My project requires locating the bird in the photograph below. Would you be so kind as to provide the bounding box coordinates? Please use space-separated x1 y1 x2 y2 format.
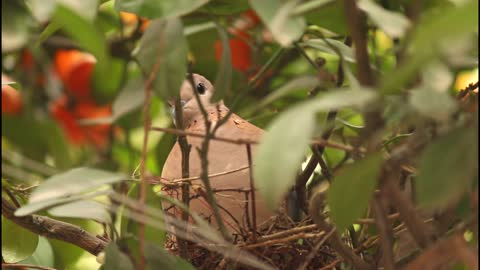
161 74 273 236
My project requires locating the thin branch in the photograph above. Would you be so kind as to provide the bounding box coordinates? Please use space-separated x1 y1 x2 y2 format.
137 22 165 269
296 228 336 270
186 71 230 240
150 126 363 152
246 144 257 242
372 193 395 270
1 197 107 256
309 191 374 270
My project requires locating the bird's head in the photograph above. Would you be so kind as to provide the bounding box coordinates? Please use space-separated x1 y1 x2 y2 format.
168 73 223 126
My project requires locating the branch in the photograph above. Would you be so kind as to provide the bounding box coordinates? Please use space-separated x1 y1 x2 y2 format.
309 191 374 270
1 197 107 256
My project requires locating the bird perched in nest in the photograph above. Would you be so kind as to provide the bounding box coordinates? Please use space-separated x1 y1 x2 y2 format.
161 74 273 236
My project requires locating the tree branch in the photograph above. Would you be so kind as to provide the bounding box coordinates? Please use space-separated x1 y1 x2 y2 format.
1 197 107 256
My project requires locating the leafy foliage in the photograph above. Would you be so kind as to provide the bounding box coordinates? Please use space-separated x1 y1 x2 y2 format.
1 0 478 269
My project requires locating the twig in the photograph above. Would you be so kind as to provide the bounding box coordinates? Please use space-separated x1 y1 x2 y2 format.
186 71 230 240
246 144 257 242
242 232 326 249
2 263 57 270
150 126 363 152
1 197 107 256
174 89 192 258
383 171 435 249
457 81 478 99
137 22 165 269
257 224 318 242
309 191 374 270
371 193 395 270
296 228 336 270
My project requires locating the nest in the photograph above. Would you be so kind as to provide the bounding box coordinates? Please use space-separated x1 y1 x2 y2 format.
164 211 339 270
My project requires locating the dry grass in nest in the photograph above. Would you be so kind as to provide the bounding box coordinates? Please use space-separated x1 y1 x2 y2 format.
165 212 339 269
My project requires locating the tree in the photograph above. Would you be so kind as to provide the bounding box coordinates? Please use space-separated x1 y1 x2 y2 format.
2 0 478 269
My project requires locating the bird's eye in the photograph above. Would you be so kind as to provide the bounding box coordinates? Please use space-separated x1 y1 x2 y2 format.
196 82 206 94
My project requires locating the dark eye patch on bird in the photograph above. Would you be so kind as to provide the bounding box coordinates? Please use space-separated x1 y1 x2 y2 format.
196 82 206 94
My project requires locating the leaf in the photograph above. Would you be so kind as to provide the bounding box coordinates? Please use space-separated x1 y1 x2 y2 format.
2 1 32 52
115 0 209 19
211 23 232 102
257 75 320 109
200 0 249 15
409 88 457 122
301 39 355 63
303 1 348 35
357 0 411 38
416 128 478 210
20 167 127 206
145 243 195 270
254 88 377 209
135 18 188 100
15 190 111 217
293 0 335 15
249 0 306 47
52 5 108 64
19 237 55 268
380 0 478 94
254 106 315 209
48 200 112 223
103 243 135 270
2 217 39 263
327 153 383 231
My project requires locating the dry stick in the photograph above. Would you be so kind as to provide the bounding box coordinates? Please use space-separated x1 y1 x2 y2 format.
296 228 336 270
137 29 164 270
1 198 107 256
246 144 257 242
371 193 395 270
174 97 192 258
150 126 363 153
309 191 374 270
257 224 318 242
383 175 434 248
186 72 230 241
242 232 326 249
2 263 57 270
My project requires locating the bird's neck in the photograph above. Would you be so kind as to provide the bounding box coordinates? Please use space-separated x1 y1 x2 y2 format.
183 104 230 129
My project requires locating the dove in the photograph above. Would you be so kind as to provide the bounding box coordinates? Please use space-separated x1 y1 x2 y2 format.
161 74 273 235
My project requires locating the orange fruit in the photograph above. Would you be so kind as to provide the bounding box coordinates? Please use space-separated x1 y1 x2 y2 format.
1 74 22 115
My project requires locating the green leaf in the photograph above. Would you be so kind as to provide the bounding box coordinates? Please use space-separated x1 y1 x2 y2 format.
301 38 356 62
357 0 410 38
145 243 195 270
48 200 112 223
211 23 232 102
14 189 111 217
1 1 32 52
115 0 209 19
249 0 306 47
416 128 478 210
19 237 55 268
103 243 135 270
303 1 348 35
200 0 249 15
257 75 320 109
52 4 108 64
327 153 383 231
93 57 126 104
254 88 377 209
409 88 457 122
254 106 315 209
2 217 39 263
135 18 188 100
380 0 478 94
28 167 127 203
